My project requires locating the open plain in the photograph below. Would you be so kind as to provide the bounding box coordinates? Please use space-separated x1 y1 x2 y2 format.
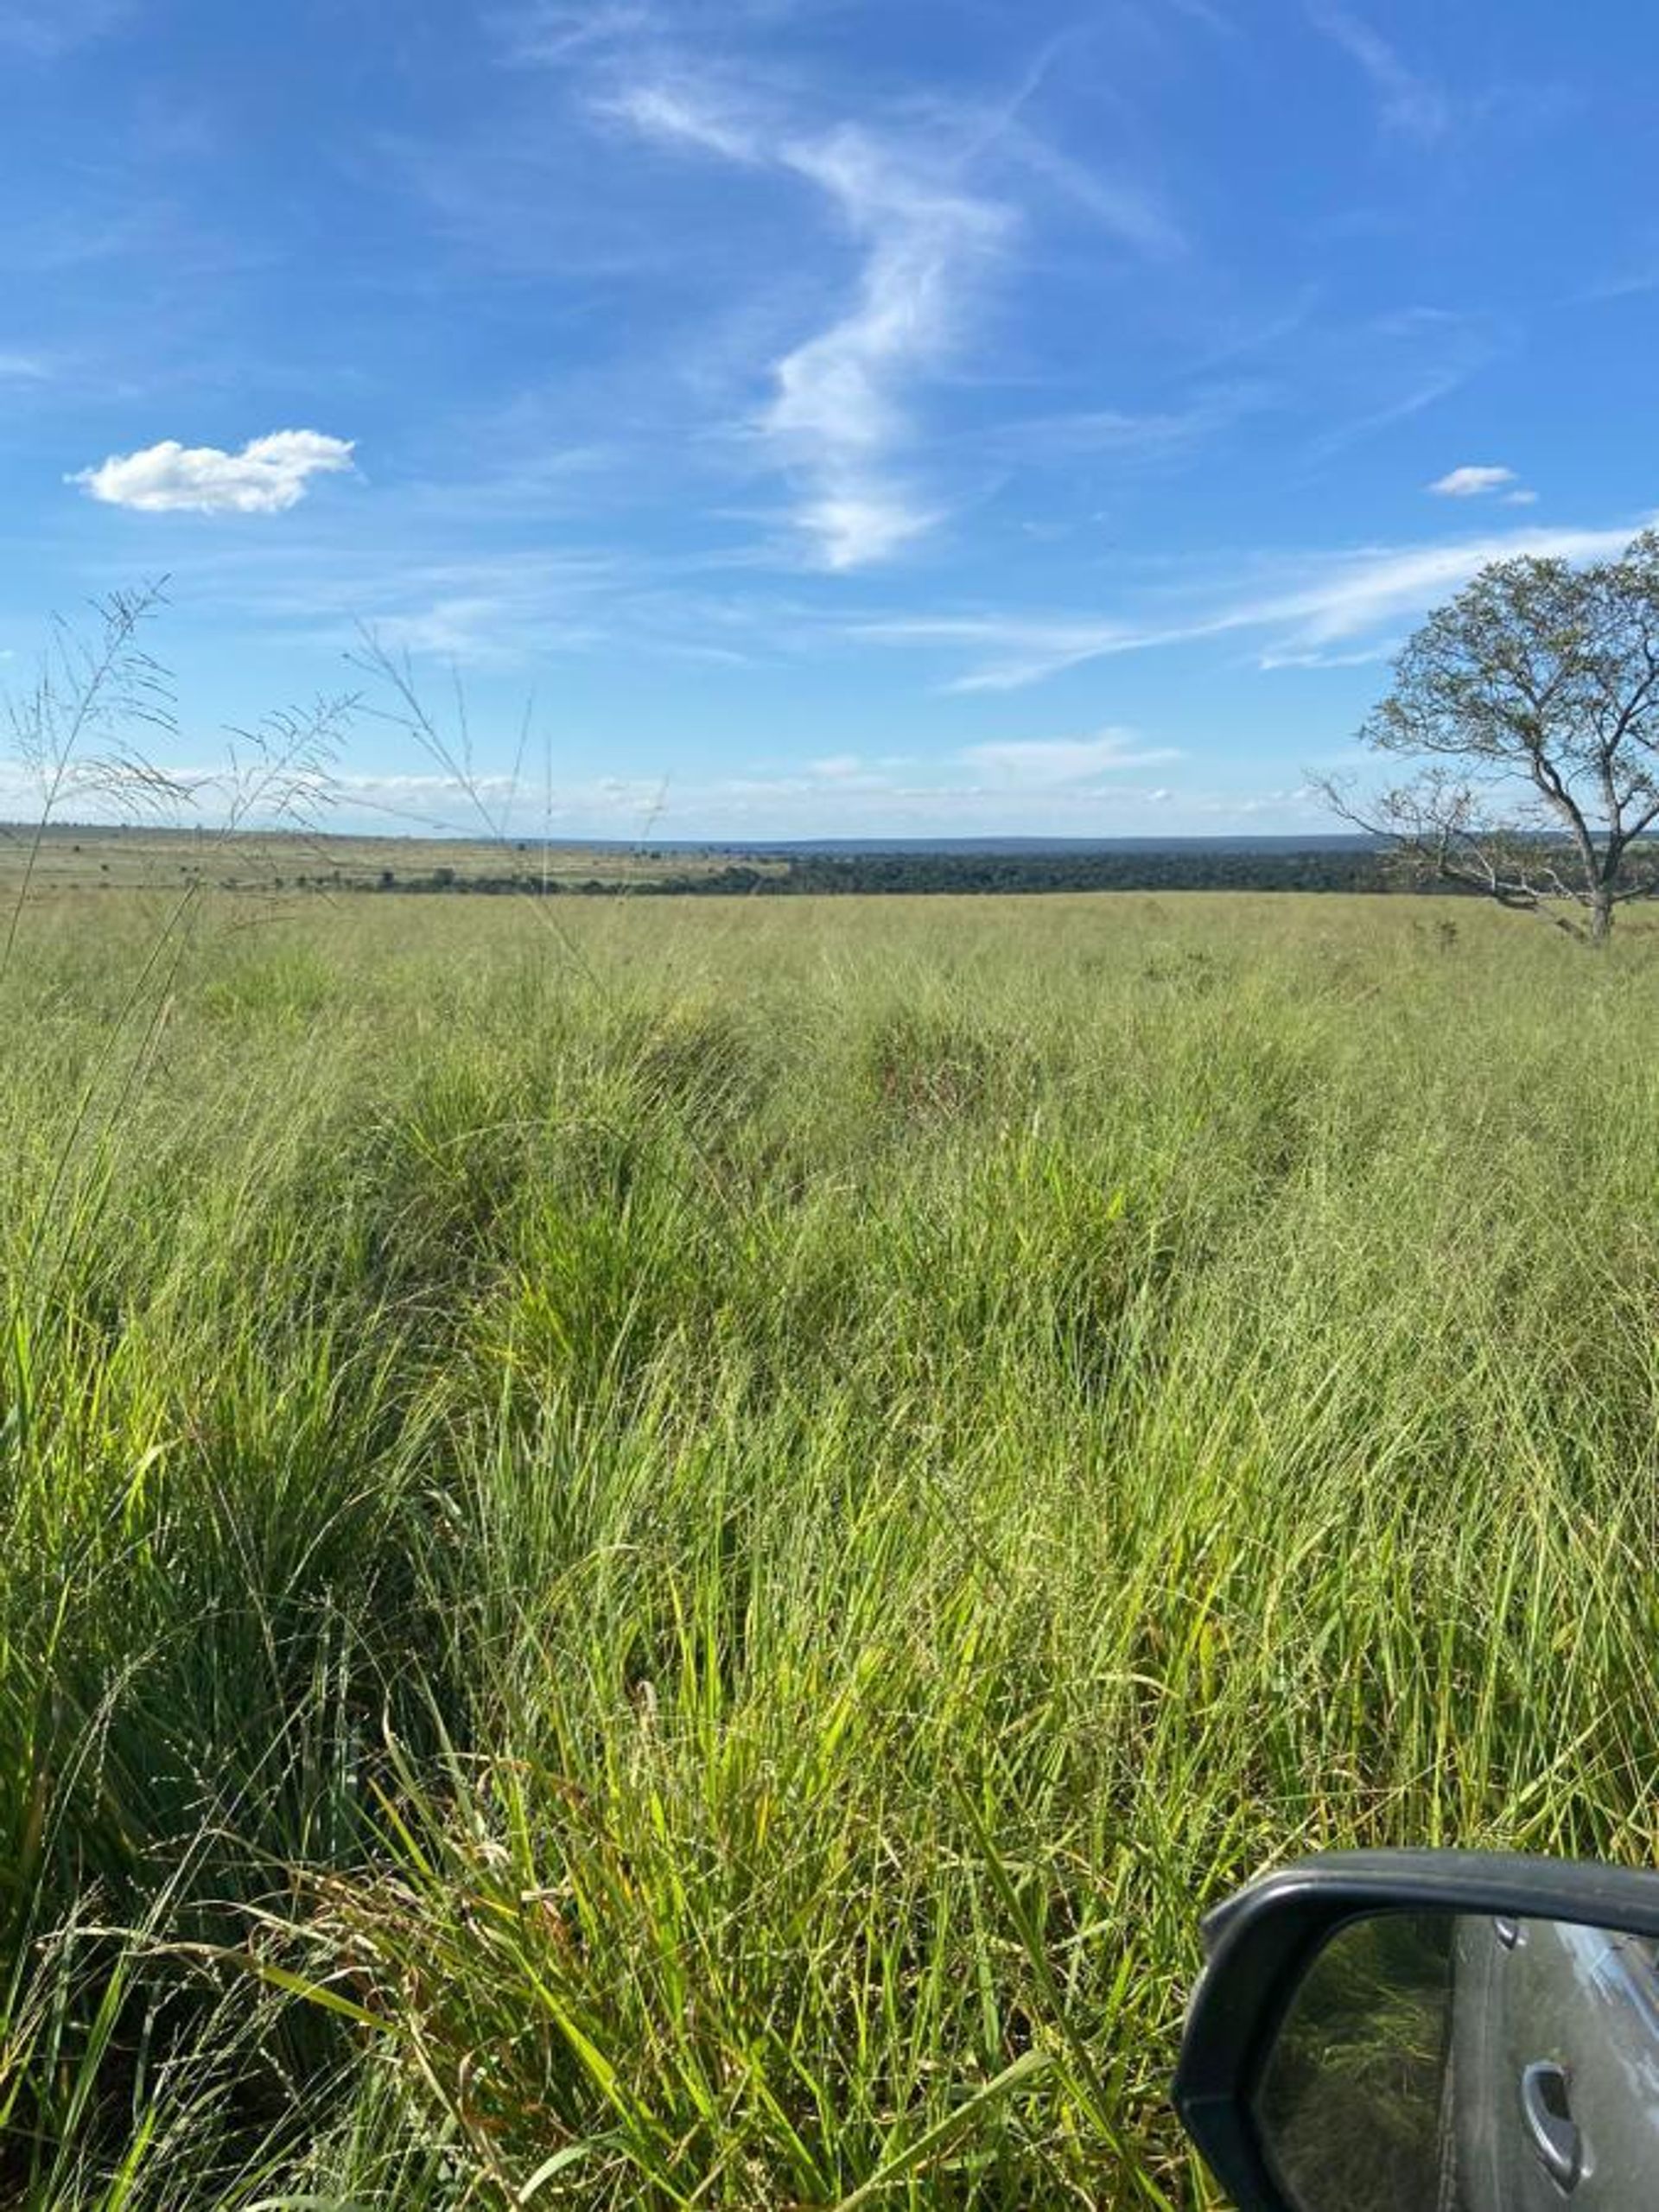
4 886 1659 2205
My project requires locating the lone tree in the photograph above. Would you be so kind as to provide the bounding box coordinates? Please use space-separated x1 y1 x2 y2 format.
1321 529 1659 943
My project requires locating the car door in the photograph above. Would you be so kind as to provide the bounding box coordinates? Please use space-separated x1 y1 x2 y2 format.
1453 1914 1659 2207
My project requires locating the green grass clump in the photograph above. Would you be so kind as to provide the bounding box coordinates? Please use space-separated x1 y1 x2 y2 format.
3 888 1659 2205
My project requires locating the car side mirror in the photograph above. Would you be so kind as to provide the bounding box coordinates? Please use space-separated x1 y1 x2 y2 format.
1173 1850 1659 2210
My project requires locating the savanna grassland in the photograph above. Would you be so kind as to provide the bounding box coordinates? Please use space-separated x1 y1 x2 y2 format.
5 884 1659 2209
0 823 781 896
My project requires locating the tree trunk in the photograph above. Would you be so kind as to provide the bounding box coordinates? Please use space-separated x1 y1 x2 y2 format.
1589 886 1613 944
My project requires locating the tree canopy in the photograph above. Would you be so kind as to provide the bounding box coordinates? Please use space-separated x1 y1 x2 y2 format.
1325 530 1659 940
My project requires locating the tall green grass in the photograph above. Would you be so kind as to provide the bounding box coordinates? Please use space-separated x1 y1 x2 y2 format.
4 888 1659 2205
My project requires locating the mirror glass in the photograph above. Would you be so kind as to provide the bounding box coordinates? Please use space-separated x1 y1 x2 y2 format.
1251 1909 1659 2211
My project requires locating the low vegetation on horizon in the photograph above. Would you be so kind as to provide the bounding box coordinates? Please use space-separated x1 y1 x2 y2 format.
4 885 1659 2205
0 822 1411 901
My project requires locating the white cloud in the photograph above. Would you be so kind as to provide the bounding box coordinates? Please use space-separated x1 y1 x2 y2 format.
767 125 1007 569
612 86 1008 569
797 487 938 570
641 757 1211 835
1299 308 1500 462
1583 265 1659 305
1272 524 1633 645
0 352 49 381
517 19 1187 574
1306 2 1449 140
860 519 1647 690
70 430 356 515
1428 463 1518 498
603 81 760 162
497 3 657 65
1312 369 1477 458
362 594 606 662
998 132 1186 259
0 746 1313 843
963 729 1181 785
985 388 1262 465
499 2 806 68
861 613 1151 691
1256 640 1399 671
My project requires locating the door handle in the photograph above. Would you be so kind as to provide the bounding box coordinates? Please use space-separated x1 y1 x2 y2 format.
1520 2061 1582 2191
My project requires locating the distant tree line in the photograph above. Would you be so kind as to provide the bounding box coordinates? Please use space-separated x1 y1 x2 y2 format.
341 847 1481 898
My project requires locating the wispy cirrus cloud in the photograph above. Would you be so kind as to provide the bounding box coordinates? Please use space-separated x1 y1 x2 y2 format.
1305 308 1499 461
604 79 763 164
860 518 1646 690
154 524 799 673
859 610 1193 692
0 0 131 60
556 3 1189 575
1255 640 1399 671
982 383 1268 467
492 3 657 66
1305 1 1449 140
994 130 1186 260
1263 524 1635 645
609 79 1009 569
71 430 357 515
495 2 824 67
456 6 1199 575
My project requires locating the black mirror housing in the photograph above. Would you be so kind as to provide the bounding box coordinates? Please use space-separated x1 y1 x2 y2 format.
1173 1850 1659 2211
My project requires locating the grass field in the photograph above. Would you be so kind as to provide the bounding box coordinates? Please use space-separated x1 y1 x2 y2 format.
0 822 778 897
4 882 1659 2207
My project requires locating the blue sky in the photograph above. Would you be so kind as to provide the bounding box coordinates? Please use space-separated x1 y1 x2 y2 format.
3 0 1655 838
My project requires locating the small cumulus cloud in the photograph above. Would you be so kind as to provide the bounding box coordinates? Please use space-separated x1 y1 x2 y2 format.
1427 463 1519 499
70 429 356 514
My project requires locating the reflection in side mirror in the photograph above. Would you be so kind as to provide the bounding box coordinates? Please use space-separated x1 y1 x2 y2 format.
1253 1911 1452 2209
1254 1909 1659 2211
1173 1857 1659 2212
